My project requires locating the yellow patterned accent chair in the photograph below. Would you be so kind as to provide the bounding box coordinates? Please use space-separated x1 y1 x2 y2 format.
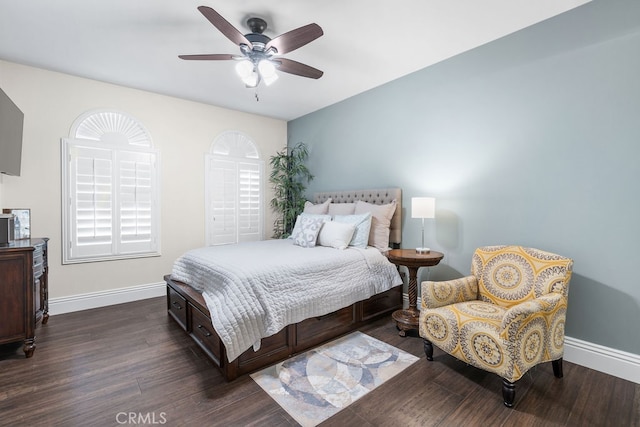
419 245 573 407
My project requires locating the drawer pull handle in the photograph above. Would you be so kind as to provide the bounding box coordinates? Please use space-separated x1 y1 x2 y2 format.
197 324 212 337
171 301 182 310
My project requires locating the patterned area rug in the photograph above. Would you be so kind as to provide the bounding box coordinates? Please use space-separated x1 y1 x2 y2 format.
251 331 419 427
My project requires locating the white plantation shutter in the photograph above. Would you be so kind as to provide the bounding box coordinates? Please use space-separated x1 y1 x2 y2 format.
118 151 156 253
72 145 113 257
207 157 238 245
237 161 261 242
62 110 160 263
205 131 264 246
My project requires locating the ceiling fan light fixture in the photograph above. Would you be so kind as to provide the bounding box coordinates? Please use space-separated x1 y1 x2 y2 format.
180 6 324 89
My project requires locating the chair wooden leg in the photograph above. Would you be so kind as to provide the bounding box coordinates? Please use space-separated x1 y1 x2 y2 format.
552 358 563 378
423 339 434 361
502 378 515 408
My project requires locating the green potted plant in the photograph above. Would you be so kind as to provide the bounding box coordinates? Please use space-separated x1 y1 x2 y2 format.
269 142 314 238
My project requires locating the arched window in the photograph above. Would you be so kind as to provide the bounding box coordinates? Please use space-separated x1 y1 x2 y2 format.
205 131 264 245
61 110 160 263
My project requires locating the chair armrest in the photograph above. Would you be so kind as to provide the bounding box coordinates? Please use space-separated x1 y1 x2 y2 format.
421 276 478 309
500 293 567 340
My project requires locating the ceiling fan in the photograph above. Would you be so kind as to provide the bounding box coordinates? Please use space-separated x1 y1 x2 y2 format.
179 6 324 88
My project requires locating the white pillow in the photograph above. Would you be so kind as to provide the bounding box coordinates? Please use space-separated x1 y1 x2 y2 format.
333 212 372 248
291 216 326 248
317 221 356 250
303 198 332 214
328 202 356 216
290 213 331 239
354 200 397 251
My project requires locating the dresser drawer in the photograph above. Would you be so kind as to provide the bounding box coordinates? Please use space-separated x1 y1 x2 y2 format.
33 244 44 278
167 286 187 330
190 306 221 361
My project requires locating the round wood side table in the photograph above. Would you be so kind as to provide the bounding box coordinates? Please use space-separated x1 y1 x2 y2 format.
387 249 444 337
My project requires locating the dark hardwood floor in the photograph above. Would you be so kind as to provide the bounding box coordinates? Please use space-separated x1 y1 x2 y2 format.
0 297 637 426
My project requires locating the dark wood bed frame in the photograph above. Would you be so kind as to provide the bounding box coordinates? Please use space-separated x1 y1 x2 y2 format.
165 188 403 381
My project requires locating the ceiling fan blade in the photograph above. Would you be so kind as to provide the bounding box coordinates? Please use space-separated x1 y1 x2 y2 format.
197 6 252 48
265 23 323 54
276 58 324 79
179 54 236 61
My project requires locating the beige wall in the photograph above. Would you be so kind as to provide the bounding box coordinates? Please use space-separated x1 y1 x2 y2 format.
0 60 287 299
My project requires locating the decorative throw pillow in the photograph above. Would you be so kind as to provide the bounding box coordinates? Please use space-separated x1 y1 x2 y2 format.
333 212 372 248
303 198 332 214
290 213 331 239
354 200 397 250
328 202 356 216
291 216 326 247
317 221 356 250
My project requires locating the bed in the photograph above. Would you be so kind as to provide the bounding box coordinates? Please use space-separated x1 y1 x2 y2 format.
165 188 403 380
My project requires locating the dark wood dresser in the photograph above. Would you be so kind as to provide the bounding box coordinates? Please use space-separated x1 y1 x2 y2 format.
0 238 49 357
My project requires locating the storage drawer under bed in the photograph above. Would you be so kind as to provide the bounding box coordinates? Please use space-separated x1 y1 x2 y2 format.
295 305 355 350
167 286 188 330
190 305 221 362
361 285 403 321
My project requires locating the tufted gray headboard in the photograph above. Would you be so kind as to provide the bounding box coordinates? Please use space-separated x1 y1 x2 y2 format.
313 187 402 246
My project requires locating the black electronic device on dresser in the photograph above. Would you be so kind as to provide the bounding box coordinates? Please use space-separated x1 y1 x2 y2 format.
0 238 49 357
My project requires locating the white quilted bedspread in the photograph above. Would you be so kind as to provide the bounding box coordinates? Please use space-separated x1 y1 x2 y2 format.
171 239 403 362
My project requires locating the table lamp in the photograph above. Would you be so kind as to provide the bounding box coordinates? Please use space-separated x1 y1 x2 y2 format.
411 197 435 253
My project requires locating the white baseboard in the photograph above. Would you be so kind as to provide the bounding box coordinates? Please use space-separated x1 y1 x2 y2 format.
564 336 640 384
411 294 640 384
48 282 166 315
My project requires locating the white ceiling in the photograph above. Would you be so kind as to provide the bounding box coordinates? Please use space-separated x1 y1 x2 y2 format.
0 0 590 121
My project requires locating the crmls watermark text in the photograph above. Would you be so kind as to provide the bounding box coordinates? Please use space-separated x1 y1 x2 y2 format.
116 412 167 425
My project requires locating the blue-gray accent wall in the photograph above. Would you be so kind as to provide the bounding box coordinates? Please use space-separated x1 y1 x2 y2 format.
288 0 640 355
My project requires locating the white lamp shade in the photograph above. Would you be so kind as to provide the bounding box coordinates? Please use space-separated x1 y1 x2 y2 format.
262 71 278 86
258 60 276 77
241 72 259 88
258 60 278 86
235 60 253 78
411 197 435 219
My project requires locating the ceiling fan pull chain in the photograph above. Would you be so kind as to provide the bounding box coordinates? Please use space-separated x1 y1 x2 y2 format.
255 90 259 102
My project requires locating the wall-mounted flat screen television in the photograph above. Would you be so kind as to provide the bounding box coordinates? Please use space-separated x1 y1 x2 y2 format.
0 87 24 176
